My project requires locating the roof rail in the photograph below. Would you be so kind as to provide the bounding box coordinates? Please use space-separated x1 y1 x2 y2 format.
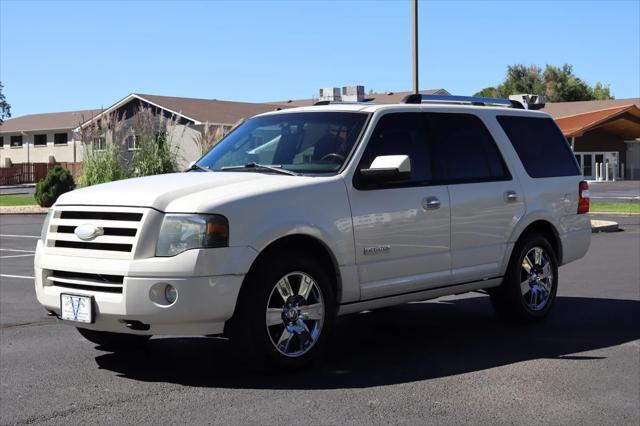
313 100 373 106
401 94 525 109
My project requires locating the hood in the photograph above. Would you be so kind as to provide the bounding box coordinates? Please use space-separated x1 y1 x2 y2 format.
56 171 308 212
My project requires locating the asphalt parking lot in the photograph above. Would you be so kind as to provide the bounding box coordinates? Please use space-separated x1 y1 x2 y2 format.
589 181 640 202
1 214 639 425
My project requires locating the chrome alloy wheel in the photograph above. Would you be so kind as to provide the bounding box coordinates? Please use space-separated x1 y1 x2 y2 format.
520 246 554 311
265 272 325 357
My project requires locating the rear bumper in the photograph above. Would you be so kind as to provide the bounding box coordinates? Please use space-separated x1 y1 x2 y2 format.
34 242 254 335
560 227 591 265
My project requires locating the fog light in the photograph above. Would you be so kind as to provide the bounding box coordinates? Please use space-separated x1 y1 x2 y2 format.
165 284 178 304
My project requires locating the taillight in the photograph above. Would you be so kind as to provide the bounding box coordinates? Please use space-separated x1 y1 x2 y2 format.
578 180 589 214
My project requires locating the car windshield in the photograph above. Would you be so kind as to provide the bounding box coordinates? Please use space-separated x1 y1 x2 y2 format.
196 112 369 174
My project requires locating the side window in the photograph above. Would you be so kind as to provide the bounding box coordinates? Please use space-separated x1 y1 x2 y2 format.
497 115 580 178
427 113 510 183
355 113 432 189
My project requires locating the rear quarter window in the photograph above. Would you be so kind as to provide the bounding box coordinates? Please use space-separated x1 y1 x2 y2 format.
497 115 580 178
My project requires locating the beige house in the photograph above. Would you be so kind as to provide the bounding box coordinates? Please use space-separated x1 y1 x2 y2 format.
0 109 101 167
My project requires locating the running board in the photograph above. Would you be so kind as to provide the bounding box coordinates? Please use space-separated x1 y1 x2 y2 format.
337 277 502 316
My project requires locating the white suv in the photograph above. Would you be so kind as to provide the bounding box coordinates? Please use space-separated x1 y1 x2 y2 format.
35 94 591 369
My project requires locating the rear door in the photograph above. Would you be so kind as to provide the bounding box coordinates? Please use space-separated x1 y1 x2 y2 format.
427 112 525 283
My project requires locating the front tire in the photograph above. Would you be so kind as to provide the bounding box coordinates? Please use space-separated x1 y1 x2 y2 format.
231 250 336 370
76 328 151 351
490 233 558 322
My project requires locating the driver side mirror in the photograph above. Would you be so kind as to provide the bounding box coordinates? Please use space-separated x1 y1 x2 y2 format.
359 155 411 182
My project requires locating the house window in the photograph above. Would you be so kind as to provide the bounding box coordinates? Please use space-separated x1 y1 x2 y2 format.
93 137 106 151
54 133 68 145
34 134 47 146
127 135 139 151
10 135 23 147
0 136 3 148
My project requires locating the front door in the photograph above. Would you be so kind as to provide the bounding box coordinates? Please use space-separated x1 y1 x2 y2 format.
348 112 451 301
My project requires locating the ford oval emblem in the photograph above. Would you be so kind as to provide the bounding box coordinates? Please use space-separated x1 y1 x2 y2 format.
74 224 104 241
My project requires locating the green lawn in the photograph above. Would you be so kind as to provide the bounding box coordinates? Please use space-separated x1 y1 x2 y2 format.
0 195 38 206
590 202 640 214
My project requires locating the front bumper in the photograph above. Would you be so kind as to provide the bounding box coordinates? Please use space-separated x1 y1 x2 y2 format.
34 242 257 335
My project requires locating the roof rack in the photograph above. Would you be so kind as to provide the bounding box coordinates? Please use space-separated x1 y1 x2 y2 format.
401 94 525 109
313 100 373 106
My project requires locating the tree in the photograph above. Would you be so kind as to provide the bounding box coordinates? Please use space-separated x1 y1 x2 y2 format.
592 82 613 100
474 63 614 102
0 82 11 125
474 86 500 98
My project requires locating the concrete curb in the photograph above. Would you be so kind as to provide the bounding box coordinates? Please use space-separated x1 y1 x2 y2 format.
591 219 619 233
589 211 640 216
0 205 49 215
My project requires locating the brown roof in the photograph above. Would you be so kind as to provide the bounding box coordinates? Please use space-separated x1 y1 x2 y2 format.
272 89 451 107
0 109 102 134
135 94 287 124
555 104 640 139
541 98 640 118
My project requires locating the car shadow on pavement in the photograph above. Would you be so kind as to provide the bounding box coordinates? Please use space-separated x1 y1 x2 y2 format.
94 296 640 389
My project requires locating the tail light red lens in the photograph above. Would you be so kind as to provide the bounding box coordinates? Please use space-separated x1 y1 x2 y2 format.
578 181 589 214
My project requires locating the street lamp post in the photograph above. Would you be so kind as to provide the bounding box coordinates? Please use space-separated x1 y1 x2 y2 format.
412 0 419 94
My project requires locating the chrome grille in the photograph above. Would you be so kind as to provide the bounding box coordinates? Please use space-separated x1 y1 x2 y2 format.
47 270 124 294
46 206 149 259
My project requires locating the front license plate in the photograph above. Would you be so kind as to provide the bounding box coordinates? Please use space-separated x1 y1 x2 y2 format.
60 294 94 323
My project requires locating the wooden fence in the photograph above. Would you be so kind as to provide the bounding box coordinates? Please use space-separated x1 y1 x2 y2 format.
0 163 82 186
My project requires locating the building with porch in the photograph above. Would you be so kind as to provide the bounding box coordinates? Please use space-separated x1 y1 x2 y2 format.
541 98 640 180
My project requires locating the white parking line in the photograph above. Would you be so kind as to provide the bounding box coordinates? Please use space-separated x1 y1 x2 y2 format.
0 254 35 259
0 274 34 280
0 235 40 239
0 248 36 253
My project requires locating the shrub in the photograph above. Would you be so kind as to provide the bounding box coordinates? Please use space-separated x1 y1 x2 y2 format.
129 131 179 178
35 166 75 207
79 141 129 187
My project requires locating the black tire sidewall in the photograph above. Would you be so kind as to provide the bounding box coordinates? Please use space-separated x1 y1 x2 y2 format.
506 234 559 320
236 250 336 369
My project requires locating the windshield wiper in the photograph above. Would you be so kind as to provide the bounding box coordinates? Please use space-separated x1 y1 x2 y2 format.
221 163 300 176
185 163 213 172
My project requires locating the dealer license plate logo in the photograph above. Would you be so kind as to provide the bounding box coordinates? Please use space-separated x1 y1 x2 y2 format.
61 294 92 323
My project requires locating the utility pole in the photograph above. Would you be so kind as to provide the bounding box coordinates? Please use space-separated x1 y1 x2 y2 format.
412 0 419 94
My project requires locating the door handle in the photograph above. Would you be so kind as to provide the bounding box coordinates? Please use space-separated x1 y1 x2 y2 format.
422 196 441 210
504 190 518 202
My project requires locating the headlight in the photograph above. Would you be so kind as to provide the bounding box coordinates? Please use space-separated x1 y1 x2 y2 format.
156 214 229 257
41 210 53 242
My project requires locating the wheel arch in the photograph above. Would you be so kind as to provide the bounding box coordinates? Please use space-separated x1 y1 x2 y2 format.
513 219 563 265
242 233 342 304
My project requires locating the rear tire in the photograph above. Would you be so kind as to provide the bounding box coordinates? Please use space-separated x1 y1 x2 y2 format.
230 250 336 370
77 328 150 351
490 232 558 322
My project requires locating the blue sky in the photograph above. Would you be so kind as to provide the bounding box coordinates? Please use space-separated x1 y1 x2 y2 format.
1 0 639 116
